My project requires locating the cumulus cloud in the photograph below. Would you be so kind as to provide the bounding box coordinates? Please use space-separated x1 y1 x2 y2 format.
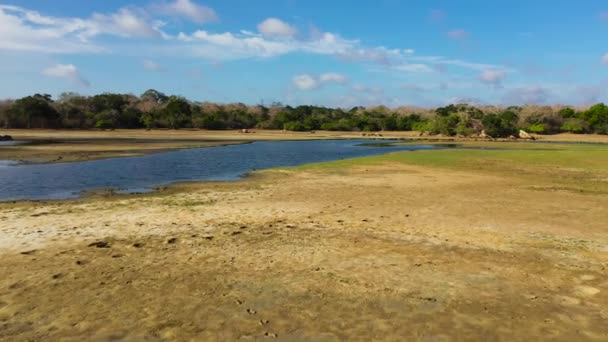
177 30 358 60
0 5 165 53
88 8 164 39
0 2 513 87
257 18 297 38
156 0 217 23
478 70 506 87
293 73 349 90
42 63 90 86
293 74 318 90
503 86 551 104
143 59 164 71
602 53 608 65
447 29 470 40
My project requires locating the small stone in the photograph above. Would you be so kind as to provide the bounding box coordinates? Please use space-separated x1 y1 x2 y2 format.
88 241 110 248
132 243 143 248
52 273 63 279
247 308 256 315
167 238 177 244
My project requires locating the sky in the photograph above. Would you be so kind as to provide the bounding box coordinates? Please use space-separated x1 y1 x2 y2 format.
0 0 607 108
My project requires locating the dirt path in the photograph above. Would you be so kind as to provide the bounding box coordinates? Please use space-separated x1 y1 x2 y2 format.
1 163 606 341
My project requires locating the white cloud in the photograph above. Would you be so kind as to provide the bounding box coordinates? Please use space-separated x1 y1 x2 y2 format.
156 0 218 23
0 3 514 90
478 70 506 86
293 73 349 90
0 5 164 54
178 30 358 60
143 59 163 71
602 53 608 65
257 18 297 38
42 63 89 86
88 8 164 39
392 63 434 72
293 74 318 90
319 73 348 84
408 56 511 72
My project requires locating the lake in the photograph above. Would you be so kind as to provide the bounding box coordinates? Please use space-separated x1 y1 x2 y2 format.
0 139 443 201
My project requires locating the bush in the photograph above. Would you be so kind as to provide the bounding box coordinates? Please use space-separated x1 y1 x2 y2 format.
283 121 310 131
95 120 113 129
526 123 547 134
560 119 587 133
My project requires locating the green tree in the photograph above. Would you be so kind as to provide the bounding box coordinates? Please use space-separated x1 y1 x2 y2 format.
163 97 192 129
11 94 59 128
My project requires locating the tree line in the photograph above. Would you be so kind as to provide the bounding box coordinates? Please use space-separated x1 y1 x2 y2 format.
0 89 607 137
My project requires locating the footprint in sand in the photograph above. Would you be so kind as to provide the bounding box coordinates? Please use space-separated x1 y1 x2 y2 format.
574 286 600 297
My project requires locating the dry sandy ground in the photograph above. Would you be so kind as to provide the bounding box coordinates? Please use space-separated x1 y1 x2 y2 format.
1 129 607 164
0 160 607 341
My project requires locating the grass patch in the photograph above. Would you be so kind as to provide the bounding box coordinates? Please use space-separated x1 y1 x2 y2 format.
292 142 608 195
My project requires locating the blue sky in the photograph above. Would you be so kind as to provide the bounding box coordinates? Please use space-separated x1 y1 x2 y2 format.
0 0 607 107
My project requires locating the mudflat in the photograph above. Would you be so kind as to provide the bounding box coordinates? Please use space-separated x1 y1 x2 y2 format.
0 136 607 341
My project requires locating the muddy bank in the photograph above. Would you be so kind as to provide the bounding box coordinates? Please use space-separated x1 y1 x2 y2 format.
0 159 606 340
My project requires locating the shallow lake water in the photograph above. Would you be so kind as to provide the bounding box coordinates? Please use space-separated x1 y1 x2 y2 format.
0 139 444 201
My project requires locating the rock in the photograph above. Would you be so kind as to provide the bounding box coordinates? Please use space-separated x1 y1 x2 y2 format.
167 238 177 244
247 308 257 315
479 130 492 139
132 243 143 248
519 130 535 140
0 135 12 141
88 241 110 248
